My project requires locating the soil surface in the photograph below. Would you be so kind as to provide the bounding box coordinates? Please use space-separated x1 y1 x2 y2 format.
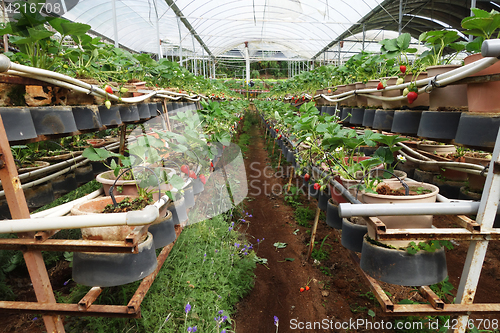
2 112 500 332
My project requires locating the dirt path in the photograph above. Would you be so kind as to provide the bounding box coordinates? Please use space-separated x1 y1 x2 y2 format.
233 114 330 332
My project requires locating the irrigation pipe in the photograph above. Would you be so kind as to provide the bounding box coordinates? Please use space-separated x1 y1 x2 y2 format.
0 54 204 103
0 200 165 234
318 56 499 103
30 187 103 219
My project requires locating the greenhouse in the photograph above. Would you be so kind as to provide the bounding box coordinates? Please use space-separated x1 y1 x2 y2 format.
0 0 500 332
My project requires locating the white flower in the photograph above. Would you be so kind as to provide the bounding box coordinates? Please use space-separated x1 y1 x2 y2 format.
397 154 406 162
335 147 343 153
306 137 311 141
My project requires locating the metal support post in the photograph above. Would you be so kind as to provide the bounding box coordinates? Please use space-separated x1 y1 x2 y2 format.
111 0 119 48
453 129 500 333
398 0 403 35
192 35 197 76
177 17 183 66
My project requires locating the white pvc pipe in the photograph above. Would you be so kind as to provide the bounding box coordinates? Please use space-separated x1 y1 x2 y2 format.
30 188 104 218
338 201 482 218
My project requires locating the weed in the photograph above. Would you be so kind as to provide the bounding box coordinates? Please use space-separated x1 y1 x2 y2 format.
311 235 331 262
295 206 315 227
319 266 332 276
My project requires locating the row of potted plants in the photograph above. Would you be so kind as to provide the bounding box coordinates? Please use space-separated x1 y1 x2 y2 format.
67 99 247 287
256 99 471 287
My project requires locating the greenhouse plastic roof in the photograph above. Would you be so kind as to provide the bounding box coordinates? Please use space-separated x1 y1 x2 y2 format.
62 0 500 61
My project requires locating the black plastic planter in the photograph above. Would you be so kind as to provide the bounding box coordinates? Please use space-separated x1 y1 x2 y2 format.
137 103 151 119
372 110 395 131
326 199 342 229
341 218 367 253
318 188 330 211
325 106 336 116
118 104 140 123
0 107 38 141
168 197 188 225
184 185 195 208
75 164 94 186
308 183 320 199
98 104 122 127
156 102 164 114
454 113 500 149
148 212 176 249
391 110 423 135
30 106 78 135
360 237 448 286
417 111 462 140
72 105 103 131
362 109 376 127
341 108 351 123
350 108 365 125
192 177 204 194
24 182 54 210
72 233 157 287
51 172 77 198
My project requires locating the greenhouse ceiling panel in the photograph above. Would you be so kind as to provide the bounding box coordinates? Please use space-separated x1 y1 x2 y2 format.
62 0 384 60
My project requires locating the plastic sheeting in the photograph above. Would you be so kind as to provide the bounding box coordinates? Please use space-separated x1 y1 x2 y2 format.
63 0 384 60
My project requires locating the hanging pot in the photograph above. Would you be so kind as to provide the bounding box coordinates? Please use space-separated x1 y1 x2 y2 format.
391 110 423 135
372 110 395 131
362 108 376 127
426 65 467 111
318 187 330 211
360 236 447 286
192 177 205 194
168 196 188 225
361 180 439 247
72 232 157 287
148 210 177 249
326 198 342 229
464 53 500 113
341 218 367 253
365 80 383 108
381 77 401 110
417 111 462 140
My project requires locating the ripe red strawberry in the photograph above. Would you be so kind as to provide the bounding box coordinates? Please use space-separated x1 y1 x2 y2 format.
275 128 279 133
210 161 214 168
327 89 332 93
300 287 305 292
377 81 385 90
291 96 294 100
278 134 282 139
104 85 113 94
407 91 418 104
305 286 310 291
400 65 407 74
199 174 206 184
181 165 189 175
313 183 320 190
189 170 197 179
304 173 310 182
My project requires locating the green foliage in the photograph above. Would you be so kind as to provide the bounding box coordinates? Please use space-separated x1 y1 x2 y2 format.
311 235 331 262
462 8 500 52
405 240 454 255
418 30 465 67
294 206 316 227
62 213 256 332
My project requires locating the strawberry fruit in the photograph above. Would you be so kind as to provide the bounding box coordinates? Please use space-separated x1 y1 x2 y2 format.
377 81 385 90
275 128 279 133
104 85 113 94
305 286 310 291
313 183 321 190
407 91 418 104
189 170 197 179
181 165 189 175
400 65 407 74
300 287 305 292
199 174 206 184
304 173 310 182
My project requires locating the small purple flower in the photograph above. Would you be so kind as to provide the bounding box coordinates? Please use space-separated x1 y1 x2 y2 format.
244 252 248 255
222 315 228 322
185 303 191 313
231 222 235 226
235 243 240 248
204 253 207 257
222 330 227 333
33 317 38 321
248 244 253 250
218 310 224 315
274 316 279 326
215 249 218 253
241 219 246 222
249 214 253 217
192 326 197 332
63 279 70 286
